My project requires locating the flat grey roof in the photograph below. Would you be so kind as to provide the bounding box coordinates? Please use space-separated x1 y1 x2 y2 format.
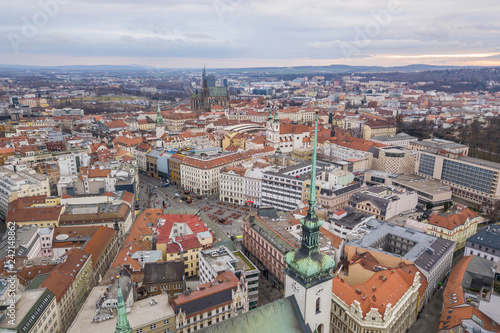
415 139 468 149
458 156 500 171
467 225 500 250
371 132 417 142
393 174 452 194
347 219 454 272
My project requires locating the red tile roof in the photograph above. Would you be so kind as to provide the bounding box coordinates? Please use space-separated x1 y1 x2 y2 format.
82 226 118 269
439 306 500 332
332 267 417 319
429 207 478 230
172 270 239 306
113 136 143 147
6 205 62 223
165 234 203 253
40 248 91 301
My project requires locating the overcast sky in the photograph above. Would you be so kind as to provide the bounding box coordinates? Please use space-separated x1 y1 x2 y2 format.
1 0 500 68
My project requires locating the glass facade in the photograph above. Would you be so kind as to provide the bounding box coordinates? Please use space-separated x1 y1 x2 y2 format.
418 154 436 177
441 159 495 193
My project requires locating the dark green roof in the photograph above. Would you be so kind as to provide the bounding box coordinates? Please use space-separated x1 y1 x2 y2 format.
208 86 227 97
25 274 49 291
197 296 311 333
17 289 55 333
284 247 335 288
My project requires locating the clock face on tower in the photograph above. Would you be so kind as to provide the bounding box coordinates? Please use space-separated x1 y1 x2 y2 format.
316 286 324 295
291 282 299 293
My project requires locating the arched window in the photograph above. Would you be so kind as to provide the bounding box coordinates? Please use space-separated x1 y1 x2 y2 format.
316 297 321 314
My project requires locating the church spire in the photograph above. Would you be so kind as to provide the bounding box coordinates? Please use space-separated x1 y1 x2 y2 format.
284 110 335 288
306 111 319 221
155 104 164 125
114 272 132 333
273 105 279 123
202 65 207 89
267 104 273 122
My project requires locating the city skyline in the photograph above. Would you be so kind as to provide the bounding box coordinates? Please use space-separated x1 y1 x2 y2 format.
2 0 500 68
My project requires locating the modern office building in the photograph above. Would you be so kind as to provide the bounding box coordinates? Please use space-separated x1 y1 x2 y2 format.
261 161 318 211
416 149 500 204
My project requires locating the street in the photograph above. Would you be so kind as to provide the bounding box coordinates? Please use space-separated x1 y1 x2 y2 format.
408 288 444 333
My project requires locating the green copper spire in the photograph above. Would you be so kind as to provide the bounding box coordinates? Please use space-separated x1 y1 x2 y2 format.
284 111 335 288
267 105 273 122
114 273 132 333
273 105 279 123
155 104 164 125
307 112 319 221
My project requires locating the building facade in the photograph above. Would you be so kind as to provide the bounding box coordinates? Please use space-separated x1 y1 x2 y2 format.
465 224 500 262
172 271 248 333
348 186 418 221
261 162 315 211
180 151 252 196
426 206 480 252
416 150 500 204
199 246 259 310
219 166 246 205
40 248 94 332
331 269 421 333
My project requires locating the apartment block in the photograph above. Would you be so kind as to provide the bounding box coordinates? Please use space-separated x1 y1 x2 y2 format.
345 218 454 304
0 289 59 333
348 186 418 221
180 151 252 196
426 206 480 251
331 268 421 333
171 270 249 333
219 166 246 205
199 246 259 309
261 161 316 212
39 248 94 332
69 274 176 333
0 166 50 219
465 224 500 262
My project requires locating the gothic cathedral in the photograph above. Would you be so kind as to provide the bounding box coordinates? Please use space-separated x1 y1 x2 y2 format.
190 67 229 112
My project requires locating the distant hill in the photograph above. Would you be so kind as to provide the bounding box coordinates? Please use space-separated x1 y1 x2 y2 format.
209 64 480 74
0 63 485 75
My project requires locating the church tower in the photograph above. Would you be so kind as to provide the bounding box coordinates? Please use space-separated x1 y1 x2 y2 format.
155 104 165 145
114 274 132 333
266 105 280 149
284 111 335 333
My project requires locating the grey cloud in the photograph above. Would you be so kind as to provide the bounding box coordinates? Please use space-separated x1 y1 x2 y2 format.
1 0 500 65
